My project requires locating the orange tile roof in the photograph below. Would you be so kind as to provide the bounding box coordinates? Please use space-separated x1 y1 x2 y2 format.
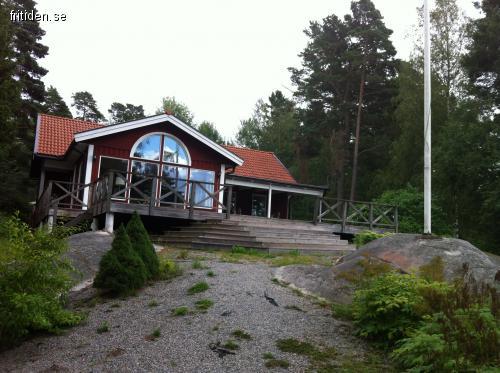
35 114 103 157
223 145 297 184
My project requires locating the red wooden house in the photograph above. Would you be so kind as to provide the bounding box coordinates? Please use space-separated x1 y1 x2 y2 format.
31 113 326 233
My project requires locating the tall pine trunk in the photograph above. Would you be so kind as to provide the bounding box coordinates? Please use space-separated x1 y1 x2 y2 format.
350 68 366 201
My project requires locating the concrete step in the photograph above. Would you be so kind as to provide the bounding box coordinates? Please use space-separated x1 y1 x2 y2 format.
155 236 264 248
257 237 348 245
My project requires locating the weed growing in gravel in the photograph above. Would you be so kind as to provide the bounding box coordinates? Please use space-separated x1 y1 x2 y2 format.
188 281 209 295
223 340 240 350
195 299 214 311
145 328 161 341
148 300 159 307
285 305 305 312
265 359 290 369
172 306 189 316
232 329 252 340
110 302 121 308
97 321 110 334
263 352 275 359
192 260 206 269
207 270 215 277
276 338 337 370
158 258 183 280
177 250 189 260
330 303 353 320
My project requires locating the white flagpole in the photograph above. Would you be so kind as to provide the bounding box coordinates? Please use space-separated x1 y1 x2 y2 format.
424 0 432 234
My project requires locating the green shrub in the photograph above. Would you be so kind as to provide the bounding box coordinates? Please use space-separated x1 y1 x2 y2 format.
188 281 209 295
172 306 189 316
393 305 500 372
0 215 81 347
96 321 109 334
352 272 426 344
195 299 214 311
158 257 182 280
418 256 445 282
93 225 147 295
126 212 159 279
353 231 388 248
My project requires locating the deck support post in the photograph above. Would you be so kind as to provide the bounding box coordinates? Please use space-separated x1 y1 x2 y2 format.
47 213 54 233
267 185 272 219
105 212 114 233
91 217 99 231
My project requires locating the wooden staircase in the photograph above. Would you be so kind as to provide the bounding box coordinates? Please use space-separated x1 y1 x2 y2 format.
152 215 353 254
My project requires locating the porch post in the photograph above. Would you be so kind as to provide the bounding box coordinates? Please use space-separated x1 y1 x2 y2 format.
267 184 272 219
218 164 226 213
38 162 46 198
104 212 114 233
82 144 94 210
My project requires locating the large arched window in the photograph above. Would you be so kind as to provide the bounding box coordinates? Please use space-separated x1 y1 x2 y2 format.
131 133 190 165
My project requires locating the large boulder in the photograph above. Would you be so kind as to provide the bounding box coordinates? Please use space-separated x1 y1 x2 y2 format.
337 234 499 284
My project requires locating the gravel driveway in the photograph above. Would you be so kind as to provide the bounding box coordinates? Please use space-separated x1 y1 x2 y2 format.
0 258 376 372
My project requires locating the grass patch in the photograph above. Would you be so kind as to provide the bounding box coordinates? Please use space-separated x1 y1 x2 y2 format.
232 329 252 340
172 306 189 316
263 352 275 359
276 338 337 369
158 257 183 280
265 359 290 369
192 259 206 269
331 302 353 320
97 321 109 334
148 300 159 307
177 250 189 260
188 281 209 295
206 270 215 277
223 339 240 350
110 302 121 308
145 328 161 341
195 298 214 311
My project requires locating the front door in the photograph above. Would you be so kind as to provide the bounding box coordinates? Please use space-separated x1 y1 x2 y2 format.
251 193 267 217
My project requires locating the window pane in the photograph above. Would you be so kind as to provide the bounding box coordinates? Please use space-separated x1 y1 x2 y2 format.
160 165 188 205
190 169 215 208
133 134 161 160
99 157 128 198
130 161 158 201
163 135 189 165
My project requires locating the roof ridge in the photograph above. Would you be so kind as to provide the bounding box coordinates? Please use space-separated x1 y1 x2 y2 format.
223 144 276 155
40 113 104 126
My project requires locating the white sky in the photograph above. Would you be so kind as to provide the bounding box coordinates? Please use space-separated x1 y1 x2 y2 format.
36 0 480 140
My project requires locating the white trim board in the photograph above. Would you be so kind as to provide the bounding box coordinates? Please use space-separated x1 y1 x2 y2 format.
225 178 324 197
82 144 94 210
74 114 243 166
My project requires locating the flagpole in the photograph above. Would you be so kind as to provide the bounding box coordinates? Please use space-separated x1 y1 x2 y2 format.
424 0 432 234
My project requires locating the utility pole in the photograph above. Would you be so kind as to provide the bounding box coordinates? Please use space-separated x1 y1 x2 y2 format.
424 0 432 234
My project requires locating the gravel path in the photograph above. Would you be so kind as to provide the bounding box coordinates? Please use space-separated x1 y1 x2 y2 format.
0 259 372 372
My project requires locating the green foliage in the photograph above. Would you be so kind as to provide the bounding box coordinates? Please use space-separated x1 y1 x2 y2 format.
71 91 105 122
195 299 214 311
191 259 204 269
375 186 453 235
148 300 159 308
0 215 81 347
187 281 209 295
43 86 72 118
108 102 144 124
126 212 159 280
352 272 426 343
96 321 109 334
198 121 224 144
353 231 388 248
93 225 147 295
263 352 275 359
265 359 290 369
158 96 195 126
158 257 182 280
206 270 215 277
223 340 239 350
152 328 161 338
418 256 445 282
232 329 251 340
276 338 337 369
172 306 189 316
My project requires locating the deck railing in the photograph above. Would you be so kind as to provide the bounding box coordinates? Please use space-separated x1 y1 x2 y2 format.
314 198 398 232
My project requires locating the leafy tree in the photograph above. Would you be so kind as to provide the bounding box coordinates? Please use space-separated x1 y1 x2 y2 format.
71 91 105 122
198 121 224 143
236 117 263 149
157 96 195 126
126 212 159 280
463 0 500 110
108 102 144 124
93 225 147 295
42 86 72 118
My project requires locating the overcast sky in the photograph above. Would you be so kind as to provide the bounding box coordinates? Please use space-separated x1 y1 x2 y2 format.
36 0 480 139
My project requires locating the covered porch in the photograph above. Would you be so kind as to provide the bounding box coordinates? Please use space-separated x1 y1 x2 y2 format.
224 175 326 220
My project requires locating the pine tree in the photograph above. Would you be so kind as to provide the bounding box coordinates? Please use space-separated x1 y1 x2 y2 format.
198 121 224 144
43 86 72 118
71 91 105 122
108 102 145 124
94 225 147 295
126 212 159 280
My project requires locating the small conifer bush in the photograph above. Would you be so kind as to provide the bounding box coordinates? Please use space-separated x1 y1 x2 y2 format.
126 212 159 279
94 225 147 295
